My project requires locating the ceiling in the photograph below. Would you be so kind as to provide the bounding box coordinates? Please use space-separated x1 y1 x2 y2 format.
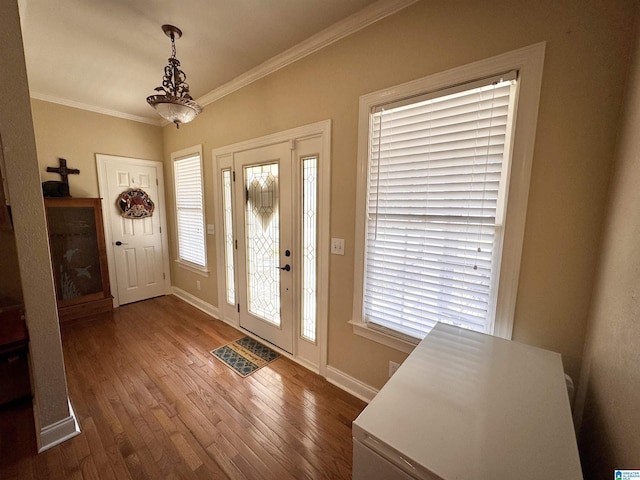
18 0 411 125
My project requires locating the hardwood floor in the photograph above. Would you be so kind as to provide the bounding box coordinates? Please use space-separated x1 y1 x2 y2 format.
0 295 366 479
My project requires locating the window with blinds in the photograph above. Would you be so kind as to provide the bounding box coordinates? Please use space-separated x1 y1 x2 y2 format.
363 72 517 340
173 151 207 268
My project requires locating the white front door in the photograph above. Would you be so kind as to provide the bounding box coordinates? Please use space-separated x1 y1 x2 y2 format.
97 155 169 305
215 120 330 370
234 142 294 353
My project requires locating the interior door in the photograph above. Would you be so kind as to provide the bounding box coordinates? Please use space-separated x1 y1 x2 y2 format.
100 156 167 305
234 142 294 353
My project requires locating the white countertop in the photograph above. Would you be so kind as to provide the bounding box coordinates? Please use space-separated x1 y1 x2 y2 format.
353 323 583 479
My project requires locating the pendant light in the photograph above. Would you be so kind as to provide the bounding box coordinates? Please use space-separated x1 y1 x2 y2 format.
147 24 202 128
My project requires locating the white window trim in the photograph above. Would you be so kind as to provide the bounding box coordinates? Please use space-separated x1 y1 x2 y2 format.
174 259 210 277
171 144 209 276
352 42 546 349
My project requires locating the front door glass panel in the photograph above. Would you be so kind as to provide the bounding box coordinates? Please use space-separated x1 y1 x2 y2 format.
244 163 280 326
222 168 236 305
301 156 318 342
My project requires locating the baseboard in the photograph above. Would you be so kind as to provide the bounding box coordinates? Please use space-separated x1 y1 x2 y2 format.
38 399 81 453
171 288 378 403
289 355 320 375
325 366 378 403
171 287 220 320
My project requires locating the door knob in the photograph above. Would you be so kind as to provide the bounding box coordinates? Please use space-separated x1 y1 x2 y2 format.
278 264 291 271
115 241 128 246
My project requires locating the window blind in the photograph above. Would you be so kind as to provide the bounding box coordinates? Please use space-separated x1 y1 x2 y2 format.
174 154 206 267
364 73 516 339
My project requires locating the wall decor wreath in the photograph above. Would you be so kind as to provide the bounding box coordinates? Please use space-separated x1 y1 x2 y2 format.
117 188 155 218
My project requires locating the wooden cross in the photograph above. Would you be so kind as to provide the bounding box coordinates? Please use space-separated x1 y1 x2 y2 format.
46 158 80 188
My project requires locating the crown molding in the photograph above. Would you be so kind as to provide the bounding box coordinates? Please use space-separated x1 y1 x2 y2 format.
196 0 419 107
30 0 418 124
30 92 162 126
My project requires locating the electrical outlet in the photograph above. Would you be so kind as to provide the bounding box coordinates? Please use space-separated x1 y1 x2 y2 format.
389 361 400 378
196 280 201 290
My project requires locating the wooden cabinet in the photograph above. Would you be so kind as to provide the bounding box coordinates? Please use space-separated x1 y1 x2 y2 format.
0 298 30 407
45 198 113 322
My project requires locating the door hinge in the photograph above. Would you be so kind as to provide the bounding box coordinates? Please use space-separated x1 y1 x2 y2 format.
245 188 249 203
156 178 158 186
159 226 162 233
235 239 238 250
232 171 236 182
237 304 240 313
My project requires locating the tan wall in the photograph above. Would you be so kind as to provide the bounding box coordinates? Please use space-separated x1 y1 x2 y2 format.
31 100 163 198
162 0 637 390
576 14 640 479
1 0 70 439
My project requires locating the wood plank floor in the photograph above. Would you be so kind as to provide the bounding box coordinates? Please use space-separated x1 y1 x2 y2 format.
0 295 366 479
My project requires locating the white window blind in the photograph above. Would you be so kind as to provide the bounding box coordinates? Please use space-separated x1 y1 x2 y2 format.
364 72 517 339
174 153 207 267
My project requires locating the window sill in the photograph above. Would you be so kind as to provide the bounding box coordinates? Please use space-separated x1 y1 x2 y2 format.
349 319 418 354
175 260 210 278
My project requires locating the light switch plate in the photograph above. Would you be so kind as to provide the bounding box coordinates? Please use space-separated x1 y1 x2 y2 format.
331 238 345 255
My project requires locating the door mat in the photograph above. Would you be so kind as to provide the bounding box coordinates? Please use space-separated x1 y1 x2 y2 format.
211 336 280 377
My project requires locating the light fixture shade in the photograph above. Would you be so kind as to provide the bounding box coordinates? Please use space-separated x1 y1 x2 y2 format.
147 25 202 128
147 95 202 126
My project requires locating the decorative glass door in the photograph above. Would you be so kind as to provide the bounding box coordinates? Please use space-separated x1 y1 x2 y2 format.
216 126 327 367
234 142 294 353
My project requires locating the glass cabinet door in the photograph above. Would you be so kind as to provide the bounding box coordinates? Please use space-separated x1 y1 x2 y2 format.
47 206 104 301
